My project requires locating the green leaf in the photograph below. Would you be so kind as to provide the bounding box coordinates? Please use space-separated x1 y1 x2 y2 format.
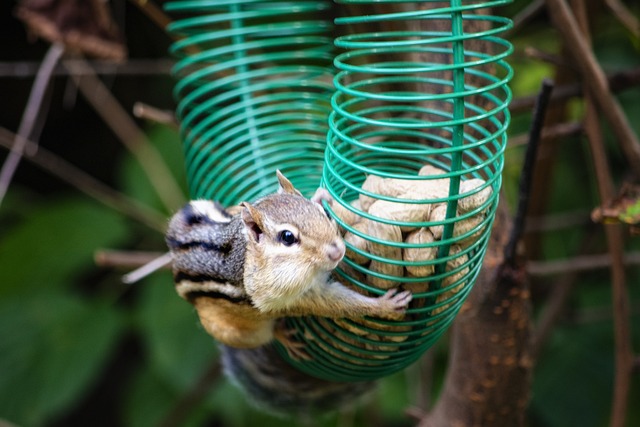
136 272 218 391
0 293 122 426
0 198 129 298
122 365 209 427
531 322 614 427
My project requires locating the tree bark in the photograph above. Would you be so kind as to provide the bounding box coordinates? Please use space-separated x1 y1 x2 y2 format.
420 201 533 427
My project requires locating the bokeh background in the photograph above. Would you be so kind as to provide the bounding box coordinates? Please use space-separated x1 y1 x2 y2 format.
1 1 639 426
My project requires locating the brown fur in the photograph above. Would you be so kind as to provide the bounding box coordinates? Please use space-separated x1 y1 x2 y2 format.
167 171 412 351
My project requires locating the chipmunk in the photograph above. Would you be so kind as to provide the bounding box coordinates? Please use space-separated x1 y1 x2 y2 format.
166 171 412 358
220 343 376 415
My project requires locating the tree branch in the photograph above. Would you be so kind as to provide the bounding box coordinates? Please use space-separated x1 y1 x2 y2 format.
0 43 64 206
420 201 532 427
0 59 172 78
505 79 554 267
133 102 178 128
94 250 169 269
509 67 640 114
508 121 583 148
570 3 634 426
603 0 640 38
0 127 167 232
63 57 185 212
544 0 640 177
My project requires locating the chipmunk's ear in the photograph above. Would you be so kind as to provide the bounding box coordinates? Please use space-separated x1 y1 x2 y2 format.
240 202 264 242
311 188 333 206
276 170 302 196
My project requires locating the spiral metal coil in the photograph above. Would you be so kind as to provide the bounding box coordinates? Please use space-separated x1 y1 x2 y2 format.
168 0 513 382
282 0 513 381
166 0 336 202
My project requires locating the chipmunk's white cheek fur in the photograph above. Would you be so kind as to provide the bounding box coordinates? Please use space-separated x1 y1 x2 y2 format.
249 245 323 311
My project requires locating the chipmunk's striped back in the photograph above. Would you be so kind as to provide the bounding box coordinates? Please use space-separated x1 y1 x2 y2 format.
166 200 250 305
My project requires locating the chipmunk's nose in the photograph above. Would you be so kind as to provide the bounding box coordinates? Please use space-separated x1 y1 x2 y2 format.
327 240 346 263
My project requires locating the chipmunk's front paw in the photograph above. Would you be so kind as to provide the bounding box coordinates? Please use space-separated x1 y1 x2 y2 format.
375 289 412 320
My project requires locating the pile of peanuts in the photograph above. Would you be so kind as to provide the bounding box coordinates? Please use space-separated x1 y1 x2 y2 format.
332 164 493 315
310 166 493 363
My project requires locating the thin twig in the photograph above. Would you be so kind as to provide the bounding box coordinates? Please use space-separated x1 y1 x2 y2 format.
509 67 640 114
508 121 583 148
545 0 640 178
603 0 640 38
529 228 599 360
0 127 167 232
121 252 172 284
127 0 172 30
571 3 633 426
506 0 546 37
94 250 168 269
127 0 201 56
527 252 640 276
525 210 591 232
133 102 178 128
0 43 64 206
524 46 573 70
505 79 555 266
63 57 185 212
0 59 173 78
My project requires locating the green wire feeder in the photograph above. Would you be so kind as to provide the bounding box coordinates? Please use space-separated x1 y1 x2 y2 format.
167 0 513 382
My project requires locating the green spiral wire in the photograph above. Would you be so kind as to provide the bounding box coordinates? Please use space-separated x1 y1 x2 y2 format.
282 0 513 381
167 0 513 382
166 0 335 203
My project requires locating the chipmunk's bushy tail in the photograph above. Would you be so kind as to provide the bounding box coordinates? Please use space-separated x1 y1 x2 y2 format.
220 344 375 415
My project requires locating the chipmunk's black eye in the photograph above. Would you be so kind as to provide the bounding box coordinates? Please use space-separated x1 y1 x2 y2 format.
278 230 298 246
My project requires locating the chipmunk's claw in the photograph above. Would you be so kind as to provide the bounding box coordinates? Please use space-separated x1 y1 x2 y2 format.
377 289 413 320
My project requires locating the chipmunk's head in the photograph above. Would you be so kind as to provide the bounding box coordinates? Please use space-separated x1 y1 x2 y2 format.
240 171 346 287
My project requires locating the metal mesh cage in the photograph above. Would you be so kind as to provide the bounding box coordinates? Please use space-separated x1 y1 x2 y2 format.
167 0 513 382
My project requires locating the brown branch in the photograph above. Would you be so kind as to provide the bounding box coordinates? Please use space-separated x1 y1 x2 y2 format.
506 0 546 37
127 0 202 57
523 46 573 70
63 57 185 212
571 3 633 426
0 127 167 232
94 250 168 269
530 274 575 359
505 79 555 267
603 0 640 38
525 210 591 232
527 252 640 276
509 67 640 114
121 252 172 284
545 0 640 177
95 250 172 283
133 102 178 128
508 121 583 148
0 43 64 206
127 0 172 30
530 228 598 360
420 202 532 427
0 59 172 78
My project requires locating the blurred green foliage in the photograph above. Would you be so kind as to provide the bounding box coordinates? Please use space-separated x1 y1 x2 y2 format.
1 0 639 426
